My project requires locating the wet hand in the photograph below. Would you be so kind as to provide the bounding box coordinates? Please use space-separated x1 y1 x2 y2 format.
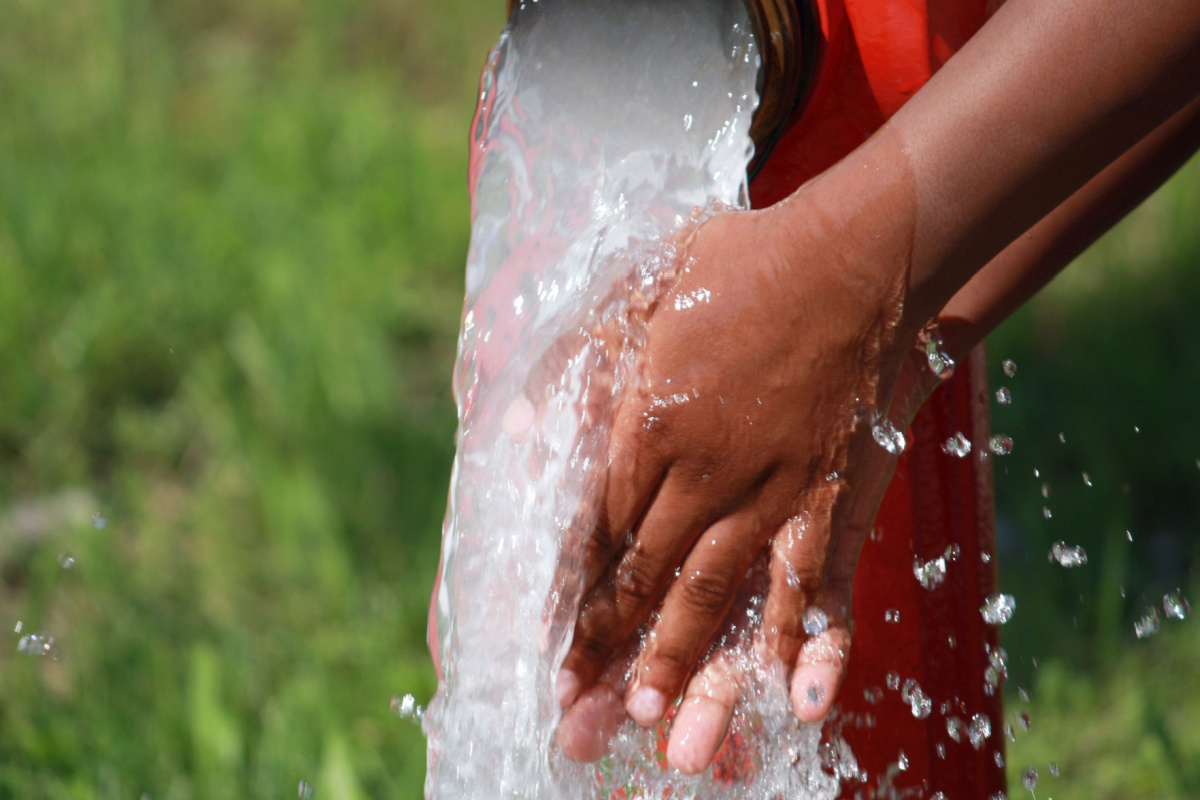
546 174 924 768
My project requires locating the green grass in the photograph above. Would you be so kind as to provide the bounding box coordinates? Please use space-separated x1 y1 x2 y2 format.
0 0 1197 797
0 0 500 797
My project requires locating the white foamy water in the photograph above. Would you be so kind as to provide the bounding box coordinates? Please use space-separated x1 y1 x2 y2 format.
423 2 844 798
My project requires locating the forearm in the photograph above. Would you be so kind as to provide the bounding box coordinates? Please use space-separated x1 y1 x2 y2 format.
782 0 1200 345
939 95 1200 361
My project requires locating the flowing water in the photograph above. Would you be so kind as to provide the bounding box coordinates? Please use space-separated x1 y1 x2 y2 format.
422 1 848 798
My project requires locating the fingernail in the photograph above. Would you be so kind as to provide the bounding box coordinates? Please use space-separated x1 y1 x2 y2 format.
666 697 729 775
557 669 582 709
790 664 837 722
626 687 667 726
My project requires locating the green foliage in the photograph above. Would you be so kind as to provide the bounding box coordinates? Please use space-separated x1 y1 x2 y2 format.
0 0 500 797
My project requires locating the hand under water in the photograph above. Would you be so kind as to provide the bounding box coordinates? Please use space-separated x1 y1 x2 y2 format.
518 168 934 772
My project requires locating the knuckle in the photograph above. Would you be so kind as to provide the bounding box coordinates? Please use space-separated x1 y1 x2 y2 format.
648 640 694 680
584 519 621 564
570 616 617 664
679 569 734 619
613 553 661 610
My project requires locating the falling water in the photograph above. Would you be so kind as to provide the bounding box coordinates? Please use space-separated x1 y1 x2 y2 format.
422 1 846 798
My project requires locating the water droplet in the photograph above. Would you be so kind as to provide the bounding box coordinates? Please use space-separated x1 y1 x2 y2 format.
1082 471 1092 487
945 543 961 561
1004 722 1016 742
995 387 1012 405
807 681 826 705
298 780 315 799
863 686 884 704
994 751 1005 768
936 744 946 760
1021 766 1038 792
1134 606 1160 639
1002 359 1017 377
786 561 801 590
988 434 1013 456
1016 710 1031 731
871 413 906 454
981 551 992 563
910 690 932 720
17 632 54 656
390 693 424 721
1163 590 1190 620
913 554 947 590
1042 506 1052 519
981 593 1016 625
886 671 901 691
968 713 992 749
923 334 956 378
988 793 1009 800
1058 432 1066 443
1048 541 1088 567
825 471 839 482
942 432 973 457
946 716 964 742
985 644 1009 689
57 553 75 569
884 608 901 624
803 606 828 636
1018 687 1031 702
92 511 107 529
14 620 23 633
1048 761 1060 777
1040 482 1051 498
897 750 909 771
931 793 947 800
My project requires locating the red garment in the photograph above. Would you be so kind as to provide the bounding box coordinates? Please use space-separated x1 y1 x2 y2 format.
747 1 1006 796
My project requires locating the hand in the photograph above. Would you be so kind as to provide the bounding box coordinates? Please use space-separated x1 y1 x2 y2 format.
548 169 923 767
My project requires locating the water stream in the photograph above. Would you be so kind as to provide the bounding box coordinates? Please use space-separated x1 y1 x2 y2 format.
423 1 847 798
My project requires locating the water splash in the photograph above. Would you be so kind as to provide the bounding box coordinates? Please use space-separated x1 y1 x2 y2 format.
988 434 1014 456
1134 606 1161 639
1048 541 1087 567
17 631 55 656
941 432 972 457
967 714 992 749
913 554 947 590
424 2 844 798
980 594 1016 625
1163 590 1190 620
870 413 906 455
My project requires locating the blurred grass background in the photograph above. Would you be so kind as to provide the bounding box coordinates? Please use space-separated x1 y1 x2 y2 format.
0 0 1195 798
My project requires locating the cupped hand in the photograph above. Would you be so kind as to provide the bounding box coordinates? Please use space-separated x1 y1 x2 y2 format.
544 169 928 769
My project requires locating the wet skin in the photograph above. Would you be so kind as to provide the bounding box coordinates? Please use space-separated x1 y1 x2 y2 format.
539 0 1200 774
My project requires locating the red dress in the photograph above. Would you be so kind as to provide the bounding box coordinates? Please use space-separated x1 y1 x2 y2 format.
747 0 1006 796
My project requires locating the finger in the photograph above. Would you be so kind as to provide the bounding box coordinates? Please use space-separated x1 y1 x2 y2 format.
789 625 851 723
557 643 637 762
624 510 764 727
666 653 740 775
761 506 831 667
558 469 722 707
556 683 626 763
